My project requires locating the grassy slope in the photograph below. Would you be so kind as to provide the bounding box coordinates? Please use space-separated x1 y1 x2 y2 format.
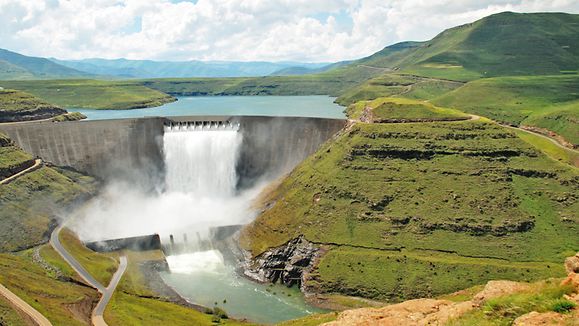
433 75 579 146
0 251 99 326
513 129 579 168
58 228 118 286
449 279 576 325
0 295 27 326
335 73 464 106
0 89 63 113
398 12 579 81
0 89 66 122
0 48 90 80
241 118 578 301
140 64 382 97
0 79 176 110
0 164 97 252
0 134 34 178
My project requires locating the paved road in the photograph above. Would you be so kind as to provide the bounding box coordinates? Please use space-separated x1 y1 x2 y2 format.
0 282 53 326
92 256 127 326
50 226 129 326
0 159 42 185
49 226 105 292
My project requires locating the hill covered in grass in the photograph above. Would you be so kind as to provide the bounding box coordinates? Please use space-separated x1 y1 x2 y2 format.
353 12 579 81
0 89 67 122
0 79 176 110
0 48 91 80
241 102 578 302
433 75 579 147
0 133 97 252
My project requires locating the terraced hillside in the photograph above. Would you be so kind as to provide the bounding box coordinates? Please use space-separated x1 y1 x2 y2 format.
241 102 578 302
0 89 66 122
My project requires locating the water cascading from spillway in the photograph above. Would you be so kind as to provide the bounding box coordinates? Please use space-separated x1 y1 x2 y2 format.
70 121 255 245
163 128 242 196
160 125 245 253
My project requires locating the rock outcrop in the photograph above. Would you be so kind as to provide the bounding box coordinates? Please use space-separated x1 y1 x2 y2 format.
565 252 579 274
323 299 474 326
243 236 318 288
513 311 568 326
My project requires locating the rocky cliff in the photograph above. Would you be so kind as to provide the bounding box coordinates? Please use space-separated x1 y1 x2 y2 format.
243 236 319 289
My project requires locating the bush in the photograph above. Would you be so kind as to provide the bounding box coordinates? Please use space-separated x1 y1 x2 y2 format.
551 299 576 313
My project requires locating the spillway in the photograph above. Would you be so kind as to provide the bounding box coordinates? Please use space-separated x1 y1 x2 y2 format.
163 128 241 195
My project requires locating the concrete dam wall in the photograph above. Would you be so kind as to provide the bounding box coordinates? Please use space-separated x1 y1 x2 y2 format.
0 116 345 187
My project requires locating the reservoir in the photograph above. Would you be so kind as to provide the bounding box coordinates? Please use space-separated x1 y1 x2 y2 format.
74 95 345 120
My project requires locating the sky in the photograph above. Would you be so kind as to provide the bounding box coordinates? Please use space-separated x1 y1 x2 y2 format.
1 0 578 62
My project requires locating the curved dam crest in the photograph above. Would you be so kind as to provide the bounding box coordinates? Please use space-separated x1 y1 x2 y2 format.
0 116 346 188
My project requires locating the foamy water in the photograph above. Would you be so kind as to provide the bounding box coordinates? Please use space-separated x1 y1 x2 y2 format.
165 250 226 274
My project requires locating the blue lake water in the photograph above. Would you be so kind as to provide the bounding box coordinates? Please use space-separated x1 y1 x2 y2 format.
75 96 345 120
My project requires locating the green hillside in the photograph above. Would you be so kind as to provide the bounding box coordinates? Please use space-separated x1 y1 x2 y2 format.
0 48 91 80
368 12 579 81
241 111 578 301
0 89 67 122
0 79 176 110
433 75 579 146
0 134 97 252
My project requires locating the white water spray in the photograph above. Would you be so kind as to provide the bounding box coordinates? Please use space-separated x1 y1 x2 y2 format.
71 126 260 245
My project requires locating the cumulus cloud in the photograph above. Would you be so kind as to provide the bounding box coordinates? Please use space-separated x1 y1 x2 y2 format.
1 0 578 62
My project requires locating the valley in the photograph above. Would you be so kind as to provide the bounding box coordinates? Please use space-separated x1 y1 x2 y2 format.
0 10 577 326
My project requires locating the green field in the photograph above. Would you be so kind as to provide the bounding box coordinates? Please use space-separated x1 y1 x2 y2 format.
433 75 579 146
241 118 578 302
0 79 176 110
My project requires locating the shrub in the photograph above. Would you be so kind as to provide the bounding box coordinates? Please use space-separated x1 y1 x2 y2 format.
551 299 576 313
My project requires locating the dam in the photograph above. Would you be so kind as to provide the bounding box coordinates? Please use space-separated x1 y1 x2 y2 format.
0 114 345 323
0 116 345 188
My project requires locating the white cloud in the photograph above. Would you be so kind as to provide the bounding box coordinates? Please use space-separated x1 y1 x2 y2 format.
1 0 578 62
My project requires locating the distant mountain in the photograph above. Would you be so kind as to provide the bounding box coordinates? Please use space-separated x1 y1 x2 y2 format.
0 48 92 80
51 58 330 78
270 61 350 76
346 12 579 80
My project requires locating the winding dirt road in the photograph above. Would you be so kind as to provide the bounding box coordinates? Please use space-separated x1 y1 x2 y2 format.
0 283 52 326
0 159 43 185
